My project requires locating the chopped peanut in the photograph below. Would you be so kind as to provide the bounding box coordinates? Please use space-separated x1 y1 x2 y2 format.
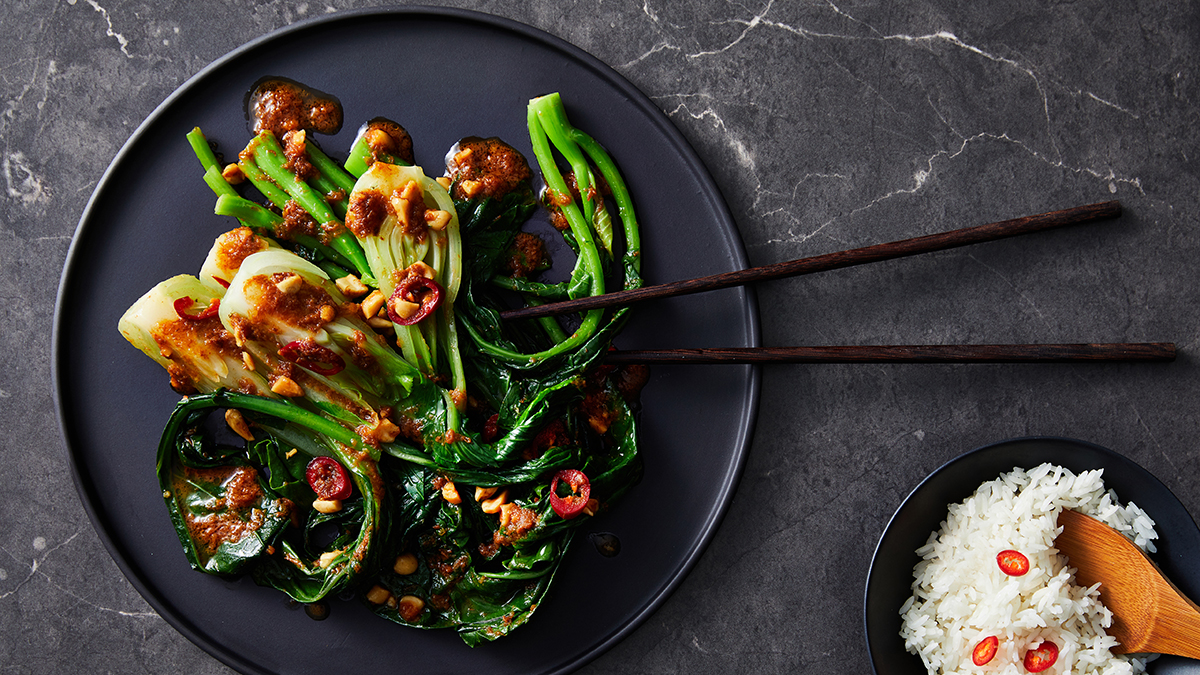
241 351 255 371
499 502 515 528
284 448 298 459
162 490 171 499
425 209 451 231
393 553 419 575
319 304 337 323
275 273 304 294
458 179 482 198
582 498 600 517
435 176 452 189
361 290 386 318
317 549 342 568
475 486 498 502
271 376 304 397
481 490 509 514
394 196 412 228
225 409 254 441
335 274 370 298
221 163 245 184
365 128 392 153
407 261 436 279
389 297 420 320
375 418 400 443
365 585 392 605
313 498 342 514
452 148 473 165
399 179 422 201
396 595 425 621
441 480 462 505
367 315 392 330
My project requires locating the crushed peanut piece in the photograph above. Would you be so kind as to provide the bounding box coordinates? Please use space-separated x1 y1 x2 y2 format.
365 585 392 605
399 179 421 201
396 595 425 622
459 179 482 198
407 261 435 279
162 490 171 499
317 548 342 568
389 298 420 320
225 409 254 441
275 273 304 294
335 274 370 298
284 448 298 459
582 498 600 517
376 418 400 443
361 290 386 319
393 553 419 576
271 376 304 397
475 486 498 501
221 163 245 184
313 499 342 514
241 351 255 371
367 315 392 329
441 480 462 505
435 176 451 189
319 304 337 323
425 209 451 231
481 490 509 514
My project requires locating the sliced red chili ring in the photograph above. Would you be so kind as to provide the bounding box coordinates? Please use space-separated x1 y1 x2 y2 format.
387 275 442 326
972 635 999 666
173 296 220 321
481 413 501 443
549 469 591 519
1023 641 1058 672
213 276 231 289
306 456 352 501
279 338 346 376
997 549 1030 576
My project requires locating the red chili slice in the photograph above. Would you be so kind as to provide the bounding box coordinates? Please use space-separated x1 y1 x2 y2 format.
213 276 231 289
173 296 220 321
481 413 501 443
972 635 999 666
306 456 352 501
549 469 591 519
997 549 1030 576
387 275 442 326
1023 641 1058 672
279 339 345 376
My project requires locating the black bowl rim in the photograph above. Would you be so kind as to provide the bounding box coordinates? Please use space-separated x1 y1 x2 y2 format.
863 436 1200 675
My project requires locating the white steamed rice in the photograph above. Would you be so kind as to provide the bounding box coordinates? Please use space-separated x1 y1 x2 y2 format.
900 463 1159 675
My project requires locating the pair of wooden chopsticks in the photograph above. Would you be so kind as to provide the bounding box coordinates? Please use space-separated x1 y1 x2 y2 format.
498 200 1176 365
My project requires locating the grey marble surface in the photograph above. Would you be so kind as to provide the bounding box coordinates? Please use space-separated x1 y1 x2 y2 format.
3 0 1198 673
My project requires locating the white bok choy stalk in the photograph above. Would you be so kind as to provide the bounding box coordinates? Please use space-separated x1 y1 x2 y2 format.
118 273 273 397
218 248 422 437
345 163 465 413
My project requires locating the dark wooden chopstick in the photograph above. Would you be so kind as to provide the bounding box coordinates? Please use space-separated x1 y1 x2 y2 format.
603 342 1175 365
500 200 1122 321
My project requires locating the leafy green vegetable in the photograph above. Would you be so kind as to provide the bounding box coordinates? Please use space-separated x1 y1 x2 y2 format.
125 91 646 644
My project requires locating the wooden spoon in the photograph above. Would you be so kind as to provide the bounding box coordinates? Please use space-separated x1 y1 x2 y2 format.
1055 508 1200 657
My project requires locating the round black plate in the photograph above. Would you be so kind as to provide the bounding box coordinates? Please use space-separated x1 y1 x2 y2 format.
865 437 1200 675
53 8 760 675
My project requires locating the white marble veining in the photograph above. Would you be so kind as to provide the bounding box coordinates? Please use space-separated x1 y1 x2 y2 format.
2 1 1198 673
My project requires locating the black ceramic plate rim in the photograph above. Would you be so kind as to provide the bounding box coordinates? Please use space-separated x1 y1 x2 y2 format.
863 436 1200 675
51 6 761 675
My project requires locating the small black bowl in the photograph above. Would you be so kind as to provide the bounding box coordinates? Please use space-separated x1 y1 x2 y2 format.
864 437 1200 675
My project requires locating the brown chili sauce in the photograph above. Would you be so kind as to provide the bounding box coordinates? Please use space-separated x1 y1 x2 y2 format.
247 77 343 137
